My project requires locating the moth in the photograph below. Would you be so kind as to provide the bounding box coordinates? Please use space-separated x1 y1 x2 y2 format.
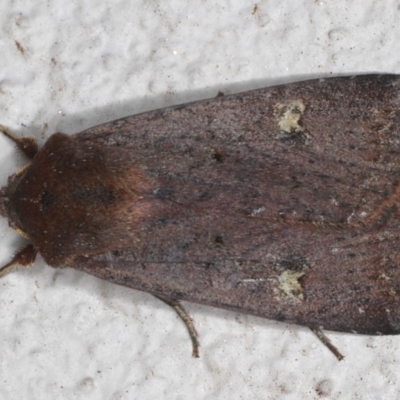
1 74 400 360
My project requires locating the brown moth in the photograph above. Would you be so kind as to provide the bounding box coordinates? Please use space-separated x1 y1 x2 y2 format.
1 74 400 359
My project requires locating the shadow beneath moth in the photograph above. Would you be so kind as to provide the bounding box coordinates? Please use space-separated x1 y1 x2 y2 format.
1 74 400 360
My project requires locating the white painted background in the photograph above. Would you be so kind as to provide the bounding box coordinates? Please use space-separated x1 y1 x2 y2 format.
0 1 399 399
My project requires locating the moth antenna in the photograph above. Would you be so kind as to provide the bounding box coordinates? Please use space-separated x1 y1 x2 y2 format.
0 124 38 159
0 245 37 279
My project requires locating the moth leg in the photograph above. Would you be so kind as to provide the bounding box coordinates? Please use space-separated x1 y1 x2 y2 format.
154 294 200 358
0 245 37 278
0 124 38 159
310 327 344 361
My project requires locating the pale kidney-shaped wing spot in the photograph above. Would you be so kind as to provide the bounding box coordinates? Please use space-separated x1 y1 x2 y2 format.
273 255 309 304
273 99 310 140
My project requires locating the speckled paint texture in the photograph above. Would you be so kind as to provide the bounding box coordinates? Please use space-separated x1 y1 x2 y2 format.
0 1 400 399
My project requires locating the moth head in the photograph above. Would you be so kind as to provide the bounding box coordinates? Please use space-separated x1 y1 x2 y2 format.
0 165 30 238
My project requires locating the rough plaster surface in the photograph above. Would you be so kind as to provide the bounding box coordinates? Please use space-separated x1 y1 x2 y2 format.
0 1 400 399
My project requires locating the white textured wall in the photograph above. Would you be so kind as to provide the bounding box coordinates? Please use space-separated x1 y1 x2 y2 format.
0 1 399 399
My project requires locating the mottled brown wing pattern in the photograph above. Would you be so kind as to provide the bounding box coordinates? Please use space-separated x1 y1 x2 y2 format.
65 75 400 335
